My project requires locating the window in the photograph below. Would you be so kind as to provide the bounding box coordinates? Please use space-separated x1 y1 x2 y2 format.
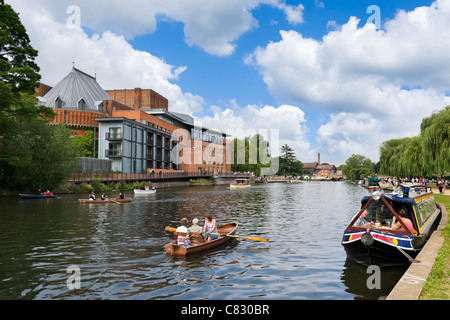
78 98 86 110
55 97 63 108
108 127 122 140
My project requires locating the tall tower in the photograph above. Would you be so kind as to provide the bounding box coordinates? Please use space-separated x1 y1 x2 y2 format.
318 153 321 165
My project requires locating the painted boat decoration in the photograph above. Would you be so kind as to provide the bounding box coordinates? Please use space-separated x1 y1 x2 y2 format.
19 194 57 200
230 179 251 190
79 198 132 204
133 188 156 195
165 222 238 256
342 184 441 267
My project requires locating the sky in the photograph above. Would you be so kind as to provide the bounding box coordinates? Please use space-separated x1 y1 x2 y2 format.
7 0 450 165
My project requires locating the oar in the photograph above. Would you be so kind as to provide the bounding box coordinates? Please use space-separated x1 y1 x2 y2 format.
108 198 123 204
164 227 269 242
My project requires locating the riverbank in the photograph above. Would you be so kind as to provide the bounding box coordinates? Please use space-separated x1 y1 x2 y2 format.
419 194 450 299
387 193 449 300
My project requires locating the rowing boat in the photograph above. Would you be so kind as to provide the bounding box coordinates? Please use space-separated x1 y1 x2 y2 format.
165 222 238 256
133 188 156 195
19 194 57 200
79 198 132 204
230 179 251 190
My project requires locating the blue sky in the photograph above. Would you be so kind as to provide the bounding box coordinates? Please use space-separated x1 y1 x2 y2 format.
9 0 450 165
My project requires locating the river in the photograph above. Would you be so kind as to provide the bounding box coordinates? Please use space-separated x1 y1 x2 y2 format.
0 181 407 300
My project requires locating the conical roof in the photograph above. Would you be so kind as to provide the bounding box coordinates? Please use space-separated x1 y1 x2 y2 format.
42 67 112 112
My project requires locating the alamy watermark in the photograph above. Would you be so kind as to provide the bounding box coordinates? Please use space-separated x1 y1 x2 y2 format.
67 265 81 290
367 5 381 30
66 5 81 30
171 127 279 175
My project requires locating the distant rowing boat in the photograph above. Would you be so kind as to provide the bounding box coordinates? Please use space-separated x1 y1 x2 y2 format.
19 194 57 200
133 188 156 195
79 198 132 204
230 179 251 190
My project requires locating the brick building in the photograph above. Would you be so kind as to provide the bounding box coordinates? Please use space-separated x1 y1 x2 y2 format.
106 88 168 111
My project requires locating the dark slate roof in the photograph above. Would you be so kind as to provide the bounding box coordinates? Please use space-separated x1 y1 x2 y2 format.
41 67 112 112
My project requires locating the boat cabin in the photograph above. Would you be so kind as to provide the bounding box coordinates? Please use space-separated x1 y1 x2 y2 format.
347 184 440 237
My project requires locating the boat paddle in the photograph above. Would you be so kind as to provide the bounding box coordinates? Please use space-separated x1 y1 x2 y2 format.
164 226 269 242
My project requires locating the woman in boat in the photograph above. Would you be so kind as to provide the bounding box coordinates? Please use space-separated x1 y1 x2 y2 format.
203 213 218 242
89 192 96 200
176 218 191 246
391 209 414 233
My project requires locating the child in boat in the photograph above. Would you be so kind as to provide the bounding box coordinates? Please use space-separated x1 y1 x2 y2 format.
176 218 191 246
203 213 218 242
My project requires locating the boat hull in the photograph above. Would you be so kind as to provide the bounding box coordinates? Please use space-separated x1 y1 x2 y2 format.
79 198 132 204
229 184 251 190
19 194 57 200
165 222 238 256
342 232 420 267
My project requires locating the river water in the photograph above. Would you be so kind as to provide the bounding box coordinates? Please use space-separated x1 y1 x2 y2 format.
0 182 407 300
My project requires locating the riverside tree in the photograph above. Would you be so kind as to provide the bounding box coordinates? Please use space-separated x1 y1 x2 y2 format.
231 134 273 175
342 154 374 181
379 106 449 178
0 1 78 191
277 144 303 176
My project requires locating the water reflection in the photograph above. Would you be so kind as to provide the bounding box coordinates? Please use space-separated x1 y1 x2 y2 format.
0 182 408 300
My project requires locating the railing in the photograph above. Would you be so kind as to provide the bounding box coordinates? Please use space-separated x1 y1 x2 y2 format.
105 150 122 157
68 171 252 184
106 133 123 140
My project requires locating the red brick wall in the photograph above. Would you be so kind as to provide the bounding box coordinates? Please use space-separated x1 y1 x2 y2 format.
106 88 168 111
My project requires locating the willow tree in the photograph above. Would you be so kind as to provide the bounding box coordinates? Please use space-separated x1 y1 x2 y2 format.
421 106 450 175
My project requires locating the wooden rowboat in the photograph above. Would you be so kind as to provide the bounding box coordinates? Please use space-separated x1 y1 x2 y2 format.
79 198 132 204
165 222 238 256
230 179 251 190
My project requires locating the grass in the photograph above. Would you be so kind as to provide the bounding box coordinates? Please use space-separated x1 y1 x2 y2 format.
419 194 450 300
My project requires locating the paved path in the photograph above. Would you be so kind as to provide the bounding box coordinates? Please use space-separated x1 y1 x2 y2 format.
387 202 448 300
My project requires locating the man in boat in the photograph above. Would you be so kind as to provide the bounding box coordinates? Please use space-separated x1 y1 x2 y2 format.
355 209 374 228
188 218 206 240
101 192 108 201
117 192 125 199
176 218 191 246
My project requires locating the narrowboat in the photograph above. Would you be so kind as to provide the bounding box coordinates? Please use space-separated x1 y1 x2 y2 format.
230 178 251 190
165 222 238 256
342 184 441 267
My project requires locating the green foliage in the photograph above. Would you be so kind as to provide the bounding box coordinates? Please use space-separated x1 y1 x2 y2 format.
380 106 449 177
342 154 374 180
72 130 97 158
0 120 79 190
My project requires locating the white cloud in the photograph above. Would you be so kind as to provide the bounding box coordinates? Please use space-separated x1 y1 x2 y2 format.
246 0 450 163
9 0 304 57
197 102 312 159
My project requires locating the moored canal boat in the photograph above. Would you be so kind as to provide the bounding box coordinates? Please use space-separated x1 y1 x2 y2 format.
133 188 156 195
342 184 441 267
165 222 238 256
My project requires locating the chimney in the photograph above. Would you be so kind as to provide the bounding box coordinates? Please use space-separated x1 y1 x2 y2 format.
318 153 321 165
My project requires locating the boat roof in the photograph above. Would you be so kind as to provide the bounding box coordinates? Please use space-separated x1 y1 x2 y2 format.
361 193 416 206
